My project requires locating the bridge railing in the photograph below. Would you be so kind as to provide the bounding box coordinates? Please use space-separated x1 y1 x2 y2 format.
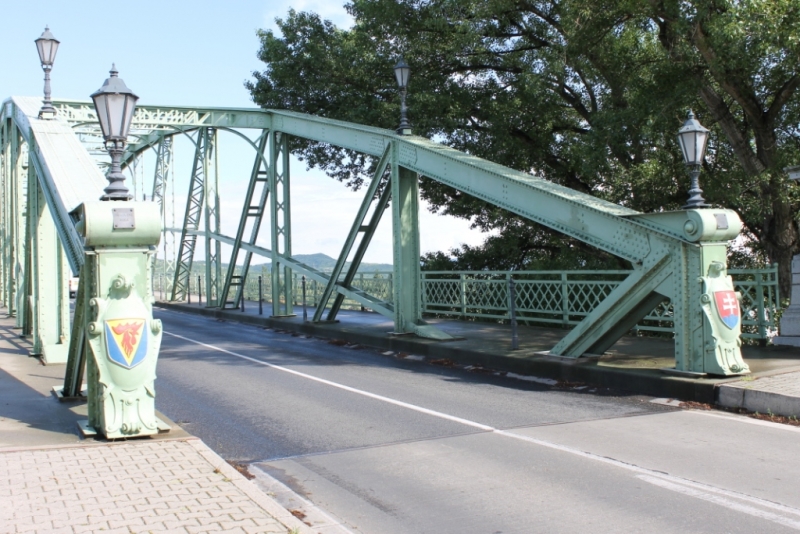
420 266 779 341
155 270 394 311
155 264 779 341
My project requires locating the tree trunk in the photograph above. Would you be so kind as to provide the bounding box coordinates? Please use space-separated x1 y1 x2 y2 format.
763 197 799 300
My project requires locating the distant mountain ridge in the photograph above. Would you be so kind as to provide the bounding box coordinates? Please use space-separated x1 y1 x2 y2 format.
253 253 393 273
156 253 393 273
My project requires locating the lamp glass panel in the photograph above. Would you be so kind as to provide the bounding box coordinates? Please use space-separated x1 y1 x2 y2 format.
395 66 410 88
92 94 110 138
120 94 139 139
678 132 694 164
36 39 58 65
695 130 708 164
105 93 127 138
35 39 47 63
46 40 59 64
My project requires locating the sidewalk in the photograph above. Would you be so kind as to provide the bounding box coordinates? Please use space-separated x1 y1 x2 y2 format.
0 315 315 534
158 299 800 418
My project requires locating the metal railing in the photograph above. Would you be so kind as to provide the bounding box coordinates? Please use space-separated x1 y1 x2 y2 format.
154 265 779 341
154 269 393 312
421 266 780 340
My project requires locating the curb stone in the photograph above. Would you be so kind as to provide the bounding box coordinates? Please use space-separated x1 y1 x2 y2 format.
185 438 315 534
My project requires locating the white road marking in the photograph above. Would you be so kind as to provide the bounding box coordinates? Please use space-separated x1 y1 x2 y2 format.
505 373 558 385
638 475 800 529
164 332 493 432
164 330 800 529
682 408 800 434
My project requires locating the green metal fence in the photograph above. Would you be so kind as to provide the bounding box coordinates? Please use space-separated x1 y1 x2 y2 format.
155 269 393 311
421 266 779 341
155 265 779 341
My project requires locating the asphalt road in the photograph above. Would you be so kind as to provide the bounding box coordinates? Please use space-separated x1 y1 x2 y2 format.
154 307 800 534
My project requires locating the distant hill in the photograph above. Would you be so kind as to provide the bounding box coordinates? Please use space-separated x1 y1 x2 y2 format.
154 253 392 274
252 253 393 273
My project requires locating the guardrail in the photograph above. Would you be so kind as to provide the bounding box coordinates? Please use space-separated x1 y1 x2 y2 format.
421 266 779 341
154 265 779 341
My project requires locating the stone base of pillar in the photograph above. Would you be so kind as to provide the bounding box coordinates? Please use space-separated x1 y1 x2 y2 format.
775 255 800 347
772 336 800 347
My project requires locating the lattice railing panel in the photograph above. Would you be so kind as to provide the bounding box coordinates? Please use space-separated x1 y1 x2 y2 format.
153 266 779 341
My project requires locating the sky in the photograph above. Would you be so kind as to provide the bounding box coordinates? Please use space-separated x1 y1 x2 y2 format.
0 0 490 264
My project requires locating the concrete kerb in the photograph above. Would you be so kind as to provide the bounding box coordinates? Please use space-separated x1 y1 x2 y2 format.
186 438 315 533
156 301 724 404
716 371 800 418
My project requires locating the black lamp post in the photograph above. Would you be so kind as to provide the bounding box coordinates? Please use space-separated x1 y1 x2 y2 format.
34 26 60 119
677 110 711 209
394 58 412 135
90 65 139 201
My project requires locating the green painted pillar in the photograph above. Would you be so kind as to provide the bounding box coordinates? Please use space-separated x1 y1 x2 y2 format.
0 119 7 306
9 128 25 322
204 128 221 307
269 132 294 317
671 241 748 375
73 201 166 438
634 209 749 376
281 134 293 315
390 157 422 334
28 174 70 363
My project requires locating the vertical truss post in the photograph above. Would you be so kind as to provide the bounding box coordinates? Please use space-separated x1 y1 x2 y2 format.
12 129 27 325
314 146 392 322
204 128 221 307
171 128 210 301
269 132 294 316
386 149 452 340
219 130 270 309
152 135 173 230
152 134 175 298
62 268 87 398
0 118 9 307
390 149 422 334
27 170 70 363
4 124 17 315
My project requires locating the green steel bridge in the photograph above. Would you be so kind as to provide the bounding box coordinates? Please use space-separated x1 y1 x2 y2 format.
1 95 758 386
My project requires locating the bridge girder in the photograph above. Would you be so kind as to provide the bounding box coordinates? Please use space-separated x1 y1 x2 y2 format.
2 97 748 375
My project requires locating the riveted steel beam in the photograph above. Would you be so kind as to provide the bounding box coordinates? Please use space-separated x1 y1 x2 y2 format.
220 130 270 309
27 173 70 363
171 128 212 301
53 100 271 130
152 135 176 297
204 129 221 307
315 145 392 322
269 132 293 316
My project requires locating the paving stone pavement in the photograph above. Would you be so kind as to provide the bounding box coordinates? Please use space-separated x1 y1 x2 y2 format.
0 438 312 534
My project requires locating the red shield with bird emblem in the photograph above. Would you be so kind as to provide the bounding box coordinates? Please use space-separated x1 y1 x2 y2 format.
105 318 148 368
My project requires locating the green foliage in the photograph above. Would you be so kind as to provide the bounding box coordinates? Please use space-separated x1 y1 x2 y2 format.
249 0 800 293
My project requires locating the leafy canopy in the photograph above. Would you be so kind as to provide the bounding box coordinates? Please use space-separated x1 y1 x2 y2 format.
249 0 800 292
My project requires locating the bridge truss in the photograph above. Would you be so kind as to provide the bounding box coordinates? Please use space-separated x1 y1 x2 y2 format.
0 96 747 375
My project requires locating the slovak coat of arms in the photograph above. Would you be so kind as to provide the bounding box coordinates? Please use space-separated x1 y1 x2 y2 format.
714 290 740 330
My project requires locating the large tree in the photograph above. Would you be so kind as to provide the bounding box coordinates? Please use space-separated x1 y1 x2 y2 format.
248 0 800 295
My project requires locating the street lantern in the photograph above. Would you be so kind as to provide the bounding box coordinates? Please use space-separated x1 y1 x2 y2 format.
90 65 139 201
677 110 711 209
34 26 60 119
394 58 412 135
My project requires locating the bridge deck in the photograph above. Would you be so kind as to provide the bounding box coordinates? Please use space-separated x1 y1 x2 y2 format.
155 299 800 403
